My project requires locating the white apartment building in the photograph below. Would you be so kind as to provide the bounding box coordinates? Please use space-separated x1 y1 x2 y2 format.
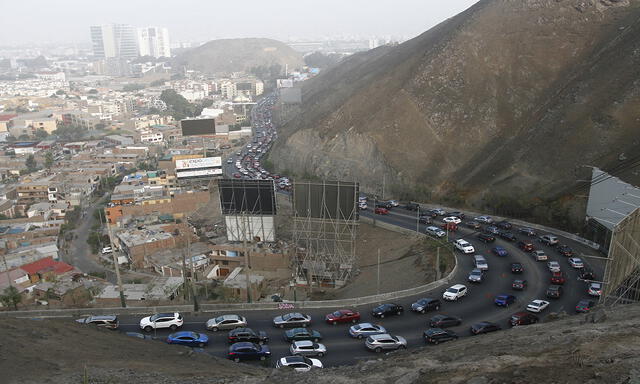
137 27 171 58
140 132 164 143
90 24 139 59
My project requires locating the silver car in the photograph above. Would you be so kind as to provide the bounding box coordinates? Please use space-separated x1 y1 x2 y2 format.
348 323 387 339
272 312 312 328
468 268 484 283
290 340 327 357
206 314 247 331
365 333 407 353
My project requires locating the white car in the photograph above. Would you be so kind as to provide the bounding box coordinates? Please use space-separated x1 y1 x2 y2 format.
547 261 561 273
426 226 446 238
388 200 399 207
568 258 584 269
101 246 113 254
588 282 602 297
443 284 468 301
275 356 323 372
358 202 368 210
290 340 327 357
474 216 493 224
526 300 550 313
443 216 462 224
454 239 475 254
139 312 183 332
532 250 548 261
540 234 559 246
474 255 489 271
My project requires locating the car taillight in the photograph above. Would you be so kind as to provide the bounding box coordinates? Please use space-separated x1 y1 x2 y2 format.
228 352 236 355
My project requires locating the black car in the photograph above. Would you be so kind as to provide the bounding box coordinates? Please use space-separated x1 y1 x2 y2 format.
227 328 269 344
512 279 527 290
375 201 393 209
511 263 524 274
575 299 596 313
477 233 496 243
423 328 458 344
546 285 563 299
423 209 440 217
497 220 513 230
509 312 539 326
404 202 420 211
470 321 501 335
371 303 404 318
579 269 596 281
498 231 517 242
557 244 574 257
518 227 537 236
411 298 442 313
447 211 466 219
465 221 482 230
429 314 462 328
419 215 433 224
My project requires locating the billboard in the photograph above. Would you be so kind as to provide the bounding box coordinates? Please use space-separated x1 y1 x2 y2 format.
293 181 358 221
175 157 221 170
181 118 216 136
176 168 223 179
218 179 277 215
277 79 294 88
225 216 275 242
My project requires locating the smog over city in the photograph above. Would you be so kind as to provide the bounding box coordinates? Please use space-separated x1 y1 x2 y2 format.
0 0 639 383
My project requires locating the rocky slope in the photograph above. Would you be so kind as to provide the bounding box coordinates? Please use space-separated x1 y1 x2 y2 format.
270 0 640 229
173 38 304 75
2 304 639 383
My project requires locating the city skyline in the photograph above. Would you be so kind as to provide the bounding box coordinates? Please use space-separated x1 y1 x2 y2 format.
0 0 480 46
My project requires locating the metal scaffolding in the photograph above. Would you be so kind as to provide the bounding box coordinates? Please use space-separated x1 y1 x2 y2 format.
601 207 640 305
292 181 359 288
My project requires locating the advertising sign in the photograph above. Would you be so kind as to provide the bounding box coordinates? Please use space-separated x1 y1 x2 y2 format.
175 157 222 170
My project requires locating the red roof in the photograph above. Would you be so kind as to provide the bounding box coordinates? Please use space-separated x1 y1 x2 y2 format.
0 114 18 122
21 257 74 275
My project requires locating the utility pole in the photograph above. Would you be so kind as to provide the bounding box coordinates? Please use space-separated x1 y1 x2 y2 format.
242 213 252 303
187 223 199 311
104 208 126 308
416 206 420 234
377 249 381 295
436 247 441 280
382 174 386 201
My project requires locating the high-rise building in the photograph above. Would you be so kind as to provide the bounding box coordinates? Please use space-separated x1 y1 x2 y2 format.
90 24 139 59
137 27 171 58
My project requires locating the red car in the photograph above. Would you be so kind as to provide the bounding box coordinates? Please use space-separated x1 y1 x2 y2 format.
233 173 242 178
517 240 534 252
374 207 389 215
550 271 566 285
325 309 361 325
441 222 458 231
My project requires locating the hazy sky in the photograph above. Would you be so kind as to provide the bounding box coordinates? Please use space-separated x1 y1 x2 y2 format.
0 0 480 45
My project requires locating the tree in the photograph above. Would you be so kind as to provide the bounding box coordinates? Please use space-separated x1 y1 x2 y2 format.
160 89 197 120
122 83 145 92
56 89 66 95
53 124 86 140
25 154 38 173
87 89 98 94
34 128 49 140
6 135 16 143
44 151 54 169
0 286 22 310
17 134 30 141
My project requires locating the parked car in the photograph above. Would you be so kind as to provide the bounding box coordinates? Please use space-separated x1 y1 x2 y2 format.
166 331 209 348
325 309 360 325
540 234 559 246
411 298 442 313
498 231 517 242
365 334 407 353
443 216 462 224
511 263 524 274
426 226 446 238
374 207 389 215
275 356 322 372
404 202 420 211
518 227 537 236
284 328 322 342
139 312 183 332
477 233 495 243
546 285 564 299
474 255 489 270
526 299 550 313
465 221 482 230
468 268 485 283
290 340 327 357
429 314 462 328
371 303 404 318
547 261 561 273
423 328 458 344
272 313 312 328
443 284 468 301
75 315 119 330
557 244 574 257
101 246 113 254
485 225 500 235
568 257 584 269
579 269 597 281
348 323 387 339
227 328 269 345
532 250 548 261
470 322 501 335
512 279 527 290
491 246 509 257
588 282 603 297
509 312 539 326
206 314 248 331
517 240 535 252
454 239 475 254
474 216 493 224
228 342 271 362
494 294 516 307
575 299 596 313
550 271 566 285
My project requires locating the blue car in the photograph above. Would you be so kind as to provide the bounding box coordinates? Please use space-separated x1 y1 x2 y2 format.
166 331 209 347
494 294 516 307
485 225 500 235
491 246 509 257
227 342 271 362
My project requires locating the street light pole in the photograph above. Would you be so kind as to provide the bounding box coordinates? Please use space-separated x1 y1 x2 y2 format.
416 207 420 234
377 249 381 295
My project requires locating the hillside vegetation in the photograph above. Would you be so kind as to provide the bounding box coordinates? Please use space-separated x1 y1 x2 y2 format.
270 0 640 230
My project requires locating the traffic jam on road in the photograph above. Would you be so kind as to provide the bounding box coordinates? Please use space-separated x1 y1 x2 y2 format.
76 198 605 370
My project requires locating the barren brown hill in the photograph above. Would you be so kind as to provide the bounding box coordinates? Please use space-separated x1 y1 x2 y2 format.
173 38 304 75
270 0 640 230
